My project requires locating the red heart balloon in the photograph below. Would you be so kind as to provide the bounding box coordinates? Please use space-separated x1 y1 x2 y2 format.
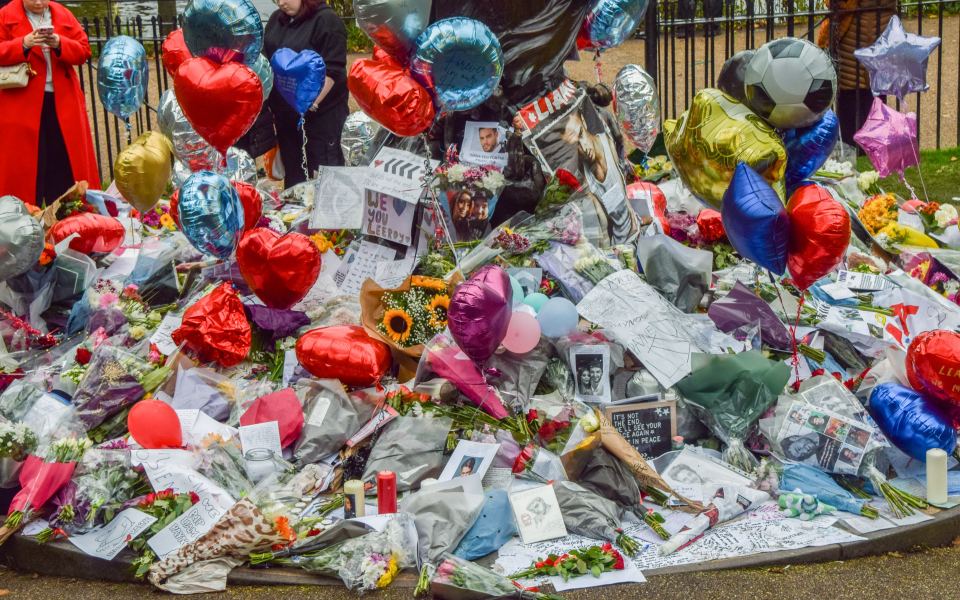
128 399 182 449
786 184 850 290
162 29 192 77
48 212 124 254
236 228 321 309
295 325 392 387
907 330 960 409
170 180 261 231
174 57 262 155
347 54 435 137
172 282 251 367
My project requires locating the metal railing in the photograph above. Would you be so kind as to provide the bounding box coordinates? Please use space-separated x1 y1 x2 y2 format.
73 1 960 181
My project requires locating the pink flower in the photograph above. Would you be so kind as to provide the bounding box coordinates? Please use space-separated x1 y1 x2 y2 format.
436 560 456 579
98 292 119 308
122 283 139 299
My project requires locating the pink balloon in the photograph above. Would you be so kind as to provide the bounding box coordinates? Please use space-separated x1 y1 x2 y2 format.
502 311 541 354
853 98 919 178
448 265 513 364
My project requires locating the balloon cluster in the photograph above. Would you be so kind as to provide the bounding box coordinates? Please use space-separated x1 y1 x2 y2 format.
350 1 504 136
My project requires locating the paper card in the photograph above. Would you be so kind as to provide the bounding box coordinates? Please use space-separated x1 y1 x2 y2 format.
820 282 856 301
239 421 283 456
363 191 418 247
373 257 416 290
438 440 500 482
69 508 156 560
309 167 366 229
147 495 229 558
364 147 439 204
130 448 196 470
345 406 399 447
836 270 888 291
776 401 873 476
460 121 508 168
334 240 397 296
282 350 299 387
661 447 752 503
508 484 567 544
150 314 183 356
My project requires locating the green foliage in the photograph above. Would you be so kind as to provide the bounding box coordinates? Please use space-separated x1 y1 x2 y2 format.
857 147 960 202
346 19 373 53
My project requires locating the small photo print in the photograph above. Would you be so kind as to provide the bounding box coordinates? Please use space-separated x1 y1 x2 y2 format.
343 492 359 519
455 455 483 478
824 417 850 441
845 426 871 449
837 445 862 466
460 121 509 168
805 411 828 433
438 440 500 482
570 344 611 404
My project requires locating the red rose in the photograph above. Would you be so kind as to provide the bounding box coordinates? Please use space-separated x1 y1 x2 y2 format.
75 348 92 365
189 491 200 504
555 169 580 190
612 549 625 570
525 408 539 423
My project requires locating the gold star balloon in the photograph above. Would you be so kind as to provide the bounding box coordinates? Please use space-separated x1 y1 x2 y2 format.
664 88 787 209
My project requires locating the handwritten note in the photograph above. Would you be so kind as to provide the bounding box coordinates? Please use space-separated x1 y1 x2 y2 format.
239 421 283 456
508 484 567 544
147 496 229 557
69 508 156 560
334 241 397 296
310 167 366 229
150 314 183 356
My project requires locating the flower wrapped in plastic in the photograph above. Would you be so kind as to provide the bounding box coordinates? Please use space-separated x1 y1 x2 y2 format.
509 542 626 582
431 553 560 600
418 333 510 420
252 514 417 592
70 280 166 338
553 480 648 552
194 434 255 502
71 344 172 430
125 488 202 578
780 463 879 518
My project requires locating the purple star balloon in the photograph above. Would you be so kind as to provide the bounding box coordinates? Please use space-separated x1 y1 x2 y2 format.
854 15 941 101
853 98 919 178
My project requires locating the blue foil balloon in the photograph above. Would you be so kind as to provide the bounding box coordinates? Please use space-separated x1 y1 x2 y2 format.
249 54 274 102
97 36 148 120
270 48 326 115
869 382 956 462
782 110 840 190
183 0 264 64
581 0 650 50
721 162 790 274
411 17 503 112
178 171 244 259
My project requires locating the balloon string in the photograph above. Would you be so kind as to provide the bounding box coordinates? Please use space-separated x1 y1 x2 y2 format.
300 120 310 180
418 133 461 279
769 272 803 387
594 50 603 84
903 140 930 203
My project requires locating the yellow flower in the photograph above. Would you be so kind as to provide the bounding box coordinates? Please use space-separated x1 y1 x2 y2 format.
382 309 413 343
159 213 176 230
216 380 237 401
310 233 333 253
376 554 400 588
858 193 897 235
128 325 147 340
427 294 449 330
410 275 447 292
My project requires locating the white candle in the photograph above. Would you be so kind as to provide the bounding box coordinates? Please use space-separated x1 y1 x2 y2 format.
926 448 948 505
343 479 366 518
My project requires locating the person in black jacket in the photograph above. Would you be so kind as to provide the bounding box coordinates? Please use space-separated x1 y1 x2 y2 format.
263 0 348 187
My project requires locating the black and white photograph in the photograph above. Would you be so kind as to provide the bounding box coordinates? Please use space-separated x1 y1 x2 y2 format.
570 344 611 403
460 121 509 168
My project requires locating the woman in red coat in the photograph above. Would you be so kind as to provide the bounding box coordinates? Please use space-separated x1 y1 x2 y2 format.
0 0 99 206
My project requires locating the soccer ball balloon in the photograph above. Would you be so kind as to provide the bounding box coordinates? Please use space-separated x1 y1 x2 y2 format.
743 37 837 129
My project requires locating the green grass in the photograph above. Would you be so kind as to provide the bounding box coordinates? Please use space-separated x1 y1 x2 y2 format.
857 147 960 202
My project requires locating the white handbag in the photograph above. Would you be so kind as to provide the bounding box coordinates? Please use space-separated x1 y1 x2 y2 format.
0 63 34 89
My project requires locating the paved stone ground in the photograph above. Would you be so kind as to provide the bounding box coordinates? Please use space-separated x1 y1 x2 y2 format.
2 542 959 599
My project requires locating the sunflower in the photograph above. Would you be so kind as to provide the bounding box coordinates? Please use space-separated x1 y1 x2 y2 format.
410 275 447 292
427 294 449 330
382 308 413 343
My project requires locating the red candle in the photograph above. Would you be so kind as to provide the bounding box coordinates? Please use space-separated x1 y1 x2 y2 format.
377 470 397 514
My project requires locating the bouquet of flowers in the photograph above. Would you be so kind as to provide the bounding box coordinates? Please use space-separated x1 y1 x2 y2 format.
139 203 177 233
251 514 416 592
79 280 167 339
509 543 626 582
0 436 91 544
0 422 38 462
195 434 254 501
126 488 201 578
857 193 898 236
431 554 561 600
374 276 450 349
71 345 172 430
553 481 648 552
309 229 356 257
39 449 150 540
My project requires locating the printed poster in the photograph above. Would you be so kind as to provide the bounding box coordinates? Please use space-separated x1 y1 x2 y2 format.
777 401 873 475
461 121 508 168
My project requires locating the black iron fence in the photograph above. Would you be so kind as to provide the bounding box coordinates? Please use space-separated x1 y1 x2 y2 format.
73 0 960 182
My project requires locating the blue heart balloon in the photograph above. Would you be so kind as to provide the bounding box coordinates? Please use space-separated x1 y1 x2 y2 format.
178 171 245 259
782 110 840 190
869 382 957 462
270 48 326 115
97 36 148 120
721 163 790 274
183 0 264 64
411 17 504 112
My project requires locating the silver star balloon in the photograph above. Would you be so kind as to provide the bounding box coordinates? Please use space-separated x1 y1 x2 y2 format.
854 15 941 101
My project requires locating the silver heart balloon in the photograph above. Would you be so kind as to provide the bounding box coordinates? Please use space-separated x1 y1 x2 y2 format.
249 53 273 102
0 196 44 280
172 147 257 187
158 89 221 172
340 111 382 166
613 64 660 154
354 0 432 63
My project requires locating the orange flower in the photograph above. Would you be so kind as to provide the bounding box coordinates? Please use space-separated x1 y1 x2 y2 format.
382 308 412 343
410 275 447 292
858 193 898 235
274 516 295 542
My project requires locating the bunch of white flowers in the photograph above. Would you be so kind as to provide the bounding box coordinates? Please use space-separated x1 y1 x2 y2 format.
857 170 881 193
935 204 959 228
0 423 37 462
445 164 467 183
480 170 505 194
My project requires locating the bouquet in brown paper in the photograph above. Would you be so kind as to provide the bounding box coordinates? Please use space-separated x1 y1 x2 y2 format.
360 275 455 379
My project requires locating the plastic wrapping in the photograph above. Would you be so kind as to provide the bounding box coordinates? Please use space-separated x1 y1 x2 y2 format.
72 345 170 430
293 379 377 465
707 282 792 352
361 416 452 492
402 486 485 566
635 235 712 312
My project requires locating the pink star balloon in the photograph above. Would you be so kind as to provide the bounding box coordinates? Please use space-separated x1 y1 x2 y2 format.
853 98 919 178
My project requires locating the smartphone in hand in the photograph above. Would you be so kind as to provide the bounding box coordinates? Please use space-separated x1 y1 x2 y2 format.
36 25 54 37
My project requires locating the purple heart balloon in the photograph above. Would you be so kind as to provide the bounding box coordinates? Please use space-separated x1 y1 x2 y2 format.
448 265 513 364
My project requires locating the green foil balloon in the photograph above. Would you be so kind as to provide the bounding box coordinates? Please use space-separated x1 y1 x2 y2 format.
664 88 787 209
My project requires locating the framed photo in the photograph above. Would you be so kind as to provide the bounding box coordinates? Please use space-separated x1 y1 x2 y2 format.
569 344 611 404
438 440 500 483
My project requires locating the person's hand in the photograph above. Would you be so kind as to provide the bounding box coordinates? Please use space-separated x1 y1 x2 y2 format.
22 30 41 49
44 33 60 49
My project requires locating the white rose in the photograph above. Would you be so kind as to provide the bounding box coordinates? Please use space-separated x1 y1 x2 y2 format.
945 280 960 295
857 171 879 192
935 204 958 228
482 171 505 193
447 165 466 183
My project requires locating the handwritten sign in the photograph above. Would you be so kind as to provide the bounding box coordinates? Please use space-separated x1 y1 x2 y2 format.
363 191 417 247
310 167 366 229
147 495 229 557
604 400 677 459
149 314 183 356
69 508 156 560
